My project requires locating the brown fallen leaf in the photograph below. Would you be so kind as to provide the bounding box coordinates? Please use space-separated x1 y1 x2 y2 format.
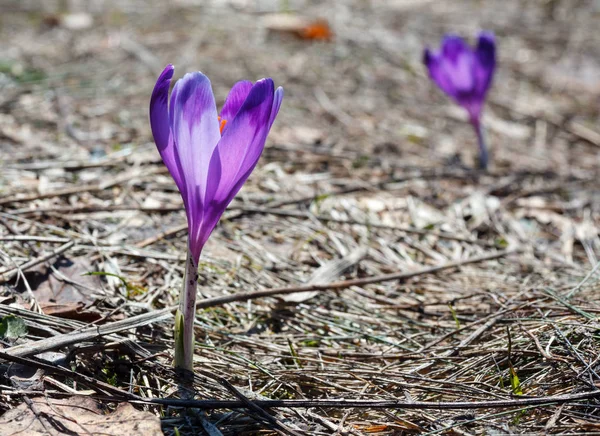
17 256 103 305
263 14 333 41
39 302 102 322
0 396 161 436
300 19 333 41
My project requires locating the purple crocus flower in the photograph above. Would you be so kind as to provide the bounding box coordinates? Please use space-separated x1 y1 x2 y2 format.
150 64 283 370
424 32 496 169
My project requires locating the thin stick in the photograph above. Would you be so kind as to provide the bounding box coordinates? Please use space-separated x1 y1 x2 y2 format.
0 168 166 206
0 241 75 283
136 223 187 248
2 306 173 358
0 185 104 206
141 389 600 410
195 248 516 309
0 236 71 243
565 260 600 299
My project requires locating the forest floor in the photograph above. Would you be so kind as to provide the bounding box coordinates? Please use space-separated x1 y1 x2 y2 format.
1 0 600 434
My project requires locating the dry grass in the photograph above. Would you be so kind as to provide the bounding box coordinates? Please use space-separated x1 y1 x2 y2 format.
1 0 600 434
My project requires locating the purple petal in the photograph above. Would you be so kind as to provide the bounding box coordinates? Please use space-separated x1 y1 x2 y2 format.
150 64 185 190
268 86 284 129
219 80 253 127
424 48 459 100
441 35 469 62
440 35 475 93
474 31 496 98
150 65 173 151
210 78 275 202
199 78 278 246
170 71 221 256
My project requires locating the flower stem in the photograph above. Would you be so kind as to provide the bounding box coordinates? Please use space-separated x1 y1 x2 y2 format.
174 245 198 371
473 120 489 170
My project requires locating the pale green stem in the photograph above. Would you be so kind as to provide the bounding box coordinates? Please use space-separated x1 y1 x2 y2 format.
174 246 198 371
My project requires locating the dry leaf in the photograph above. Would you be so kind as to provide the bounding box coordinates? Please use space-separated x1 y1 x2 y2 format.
17 256 102 305
300 19 333 41
39 302 102 322
263 14 333 41
0 396 161 436
282 247 367 303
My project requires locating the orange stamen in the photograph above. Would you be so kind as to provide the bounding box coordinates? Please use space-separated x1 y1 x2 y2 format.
218 116 227 134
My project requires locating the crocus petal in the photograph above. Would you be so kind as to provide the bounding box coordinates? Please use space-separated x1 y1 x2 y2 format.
219 80 253 125
150 65 173 151
441 35 468 62
474 31 496 98
170 72 221 257
424 48 459 101
441 36 475 94
150 64 185 191
268 86 284 129
424 35 476 99
210 78 274 203
199 78 277 247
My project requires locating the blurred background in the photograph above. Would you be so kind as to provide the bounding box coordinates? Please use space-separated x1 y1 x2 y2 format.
1 0 599 172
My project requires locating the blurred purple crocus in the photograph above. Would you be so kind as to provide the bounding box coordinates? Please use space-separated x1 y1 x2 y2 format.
424 32 496 169
150 64 283 371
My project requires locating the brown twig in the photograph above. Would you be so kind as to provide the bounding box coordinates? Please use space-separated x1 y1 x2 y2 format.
0 236 71 244
195 249 516 309
141 389 600 410
0 240 75 283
